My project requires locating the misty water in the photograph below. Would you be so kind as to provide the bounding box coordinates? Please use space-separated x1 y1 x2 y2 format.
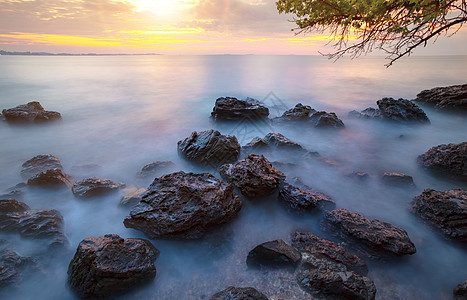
0 55 466 299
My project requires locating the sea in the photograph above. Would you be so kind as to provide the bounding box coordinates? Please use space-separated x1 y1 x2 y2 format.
0 55 466 299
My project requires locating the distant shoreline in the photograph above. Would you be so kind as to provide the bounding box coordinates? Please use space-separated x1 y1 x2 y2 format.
0 50 160 56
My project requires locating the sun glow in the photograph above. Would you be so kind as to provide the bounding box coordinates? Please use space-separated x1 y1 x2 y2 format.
129 0 198 15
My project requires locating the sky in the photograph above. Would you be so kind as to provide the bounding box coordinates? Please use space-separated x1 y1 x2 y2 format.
0 0 466 55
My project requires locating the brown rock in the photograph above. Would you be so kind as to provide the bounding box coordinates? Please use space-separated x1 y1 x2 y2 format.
246 239 301 269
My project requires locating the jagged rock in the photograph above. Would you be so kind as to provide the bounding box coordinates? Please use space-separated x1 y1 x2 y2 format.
412 189 467 241
138 161 176 178
276 103 344 129
67 234 159 298
417 142 466 180
350 98 429 123
0 200 67 246
2 101 61 123
246 239 301 269
325 208 416 257
243 133 305 154
178 130 240 167
21 154 63 180
219 154 285 199
415 84 467 110
72 177 125 199
349 108 384 120
0 248 35 288
280 103 316 120
211 97 269 121
381 172 415 187
279 183 335 213
454 280 467 298
27 168 75 188
119 187 147 207
291 231 368 276
210 286 268 300
310 111 345 128
124 172 242 239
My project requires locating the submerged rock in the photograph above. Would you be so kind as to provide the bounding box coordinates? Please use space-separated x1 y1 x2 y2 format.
27 168 75 188
124 171 242 239
72 177 125 199
0 199 30 214
219 154 285 199
67 234 159 298
417 142 466 180
0 248 36 288
210 286 268 300
415 84 467 110
21 154 63 180
138 160 176 178
119 187 147 207
412 189 467 242
381 172 415 187
325 208 416 257
349 108 384 120
246 239 301 269
279 183 335 213
350 98 429 123
2 101 61 123
211 97 269 121
178 129 240 167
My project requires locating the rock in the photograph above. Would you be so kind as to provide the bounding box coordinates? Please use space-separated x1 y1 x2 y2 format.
454 280 467 298
124 171 242 239
310 111 345 128
350 98 429 123
246 239 301 269
119 187 147 207
211 97 269 121
349 108 384 120
138 160 176 178
27 168 75 188
72 177 125 199
0 201 67 246
279 183 335 213
346 171 370 181
67 234 159 298
412 189 467 241
325 208 416 256
291 231 368 276
21 154 63 180
178 129 240 167
210 286 268 300
2 101 61 123
243 133 305 155
417 142 466 180
219 154 285 199
381 172 415 187
415 84 467 110
280 103 316 120
0 248 35 288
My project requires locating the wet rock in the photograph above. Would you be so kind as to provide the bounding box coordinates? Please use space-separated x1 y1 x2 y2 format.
280 103 316 120
21 154 63 180
178 129 240 167
243 133 305 155
0 248 35 288
310 111 345 128
0 199 30 214
27 168 75 188
454 280 467 298
346 171 370 181
276 103 344 128
279 183 335 213
291 231 368 276
138 160 176 178
415 84 467 110
67 234 159 298
325 208 416 256
72 177 125 199
124 171 242 239
412 189 467 242
2 101 61 123
210 286 268 300
381 172 415 187
246 239 301 269
219 154 285 199
349 108 384 120
350 98 429 123
119 187 147 207
211 97 269 121
417 142 466 180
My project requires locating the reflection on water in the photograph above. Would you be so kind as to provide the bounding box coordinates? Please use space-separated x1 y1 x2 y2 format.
0 55 466 299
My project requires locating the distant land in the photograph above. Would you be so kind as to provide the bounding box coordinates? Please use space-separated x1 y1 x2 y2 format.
0 50 160 56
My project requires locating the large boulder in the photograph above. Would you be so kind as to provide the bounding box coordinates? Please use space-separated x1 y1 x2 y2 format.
0 248 35 288
210 286 268 300
417 142 466 180
211 97 269 121
67 234 159 298
280 103 316 120
219 154 285 199
72 177 125 199
309 111 345 128
21 154 63 180
27 168 75 188
325 208 416 257
276 103 345 129
2 101 61 123
124 171 242 239
178 130 240 167
415 84 467 110
246 239 301 269
412 189 467 242
138 160 176 178
350 98 429 123
279 183 335 213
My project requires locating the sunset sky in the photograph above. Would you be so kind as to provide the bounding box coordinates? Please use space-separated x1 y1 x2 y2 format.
1 0 466 55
